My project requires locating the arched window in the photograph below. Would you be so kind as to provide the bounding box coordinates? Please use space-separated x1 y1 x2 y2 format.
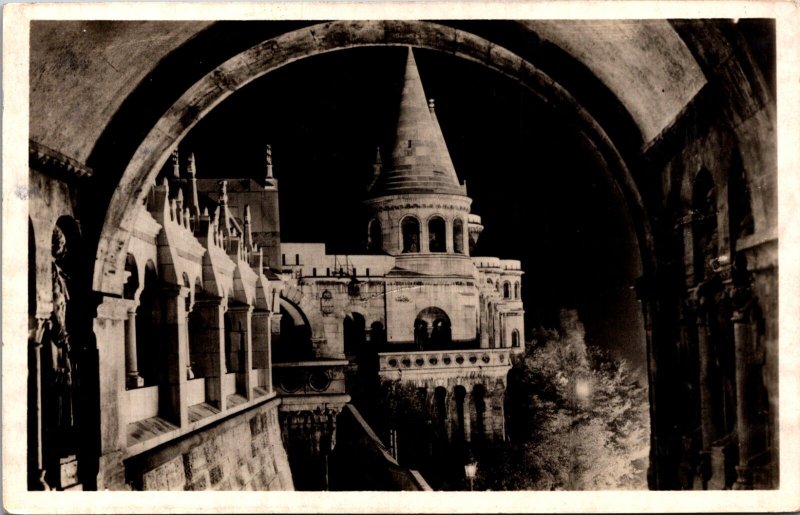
514 281 520 299
511 329 520 348
401 216 420 253
428 216 446 253
453 218 464 254
367 219 382 253
503 281 511 299
136 261 160 386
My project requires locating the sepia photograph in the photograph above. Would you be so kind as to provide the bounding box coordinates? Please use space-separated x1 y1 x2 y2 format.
4 2 799 512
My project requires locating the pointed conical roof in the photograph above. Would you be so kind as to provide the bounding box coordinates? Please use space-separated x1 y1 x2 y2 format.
371 48 465 197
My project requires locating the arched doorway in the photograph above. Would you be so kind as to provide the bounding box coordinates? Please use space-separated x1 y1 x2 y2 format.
415 307 452 350
343 313 366 356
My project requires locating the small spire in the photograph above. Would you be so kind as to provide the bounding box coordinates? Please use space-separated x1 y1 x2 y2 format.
187 152 197 177
171 149 180 178
218 180 228 204
265 144 274 179
244 204 251 224
374 146 382 165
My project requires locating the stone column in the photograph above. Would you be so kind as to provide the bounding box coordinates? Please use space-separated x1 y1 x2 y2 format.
251 310 272 393
695 301 718 452
462 391 472 443
227 304 254 400
190 297 226 411
732 305 755 489
160 285 190 427
29 317 49 489
125 307 144 389
184 303 195 380
94 296 134 490
445 219 454 254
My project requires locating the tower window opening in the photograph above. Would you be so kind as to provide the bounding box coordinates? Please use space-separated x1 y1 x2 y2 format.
428 216 446 253
401 216 420 253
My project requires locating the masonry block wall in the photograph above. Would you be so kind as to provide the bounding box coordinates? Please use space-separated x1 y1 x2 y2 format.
125 399 292 491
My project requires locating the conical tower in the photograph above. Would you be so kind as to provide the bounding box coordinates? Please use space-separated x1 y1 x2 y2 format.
364 48 476 274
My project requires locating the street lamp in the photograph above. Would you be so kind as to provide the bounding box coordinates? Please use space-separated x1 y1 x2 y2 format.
464 461 478 491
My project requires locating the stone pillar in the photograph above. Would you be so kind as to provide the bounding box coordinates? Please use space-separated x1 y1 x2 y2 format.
125 308 144 389
251 310 272 393
227 305 254 400
732 306 755 489
160 285 190 427
191 298 226 410
184 304 195 381
462 391 472 443
94 296 133 490
695 303 718 459
29 317 49 489
445 219 454 254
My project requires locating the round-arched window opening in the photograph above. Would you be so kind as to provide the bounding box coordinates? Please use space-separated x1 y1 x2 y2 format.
503 282 511 299
512 329 521 348
428 216 446 253
401 216 420 253
308 370 331 392
415 307 452 349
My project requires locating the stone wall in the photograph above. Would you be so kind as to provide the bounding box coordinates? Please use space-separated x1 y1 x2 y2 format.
125 399 293 491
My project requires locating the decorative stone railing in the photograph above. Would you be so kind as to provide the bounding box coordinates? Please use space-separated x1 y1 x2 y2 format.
378 348 512 376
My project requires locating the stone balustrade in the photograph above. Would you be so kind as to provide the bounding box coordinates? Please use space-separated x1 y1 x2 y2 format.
378 348 512 378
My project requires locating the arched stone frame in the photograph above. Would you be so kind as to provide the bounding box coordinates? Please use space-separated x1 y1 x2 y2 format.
80 18 683 486
514 281 520 299
415 306 452 349
400 215 421 254
426 214 447 253
503 281 511 299
511 329 520 348
91 21 657 300
452 217 465 254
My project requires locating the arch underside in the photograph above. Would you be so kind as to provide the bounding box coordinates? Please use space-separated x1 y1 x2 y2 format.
91 20 654 297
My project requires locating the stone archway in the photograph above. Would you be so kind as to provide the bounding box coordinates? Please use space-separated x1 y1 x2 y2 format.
90 20 654 299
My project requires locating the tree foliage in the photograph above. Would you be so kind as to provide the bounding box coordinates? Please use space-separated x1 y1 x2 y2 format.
483 310 649 490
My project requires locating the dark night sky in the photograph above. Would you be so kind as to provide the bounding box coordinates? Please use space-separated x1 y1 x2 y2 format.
179 46 647 378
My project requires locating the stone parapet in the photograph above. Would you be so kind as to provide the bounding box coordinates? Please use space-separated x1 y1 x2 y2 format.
378 348 512 382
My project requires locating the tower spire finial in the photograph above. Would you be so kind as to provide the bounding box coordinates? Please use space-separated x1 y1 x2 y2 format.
187 152 197 177
265 144 273 179
171 149 180 178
